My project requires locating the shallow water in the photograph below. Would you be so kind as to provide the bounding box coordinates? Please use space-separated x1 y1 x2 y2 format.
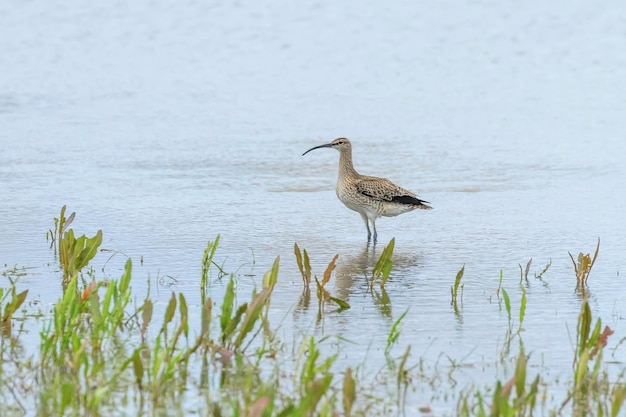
2 0 626 413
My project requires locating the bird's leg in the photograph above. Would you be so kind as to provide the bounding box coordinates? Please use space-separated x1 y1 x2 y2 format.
371 218 378 243
360 213 371 240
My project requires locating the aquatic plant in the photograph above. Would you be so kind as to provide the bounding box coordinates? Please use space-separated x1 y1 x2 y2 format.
463 346 541 417
0 279 28 334
46 204 74 252
451 265 464 316
294 243 312 286
293 245 350 319
343 367 356 417
315 254 350 319
218 259 279 352
3 209 626 417
556 300 619 416
48 206 103 283
569 238 600 285
518 258 532 283
459 294 625 417
494 270 528 361
372 237 395 288
201 234 222 290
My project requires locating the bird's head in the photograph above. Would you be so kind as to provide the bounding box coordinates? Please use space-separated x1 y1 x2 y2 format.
302 137 351 156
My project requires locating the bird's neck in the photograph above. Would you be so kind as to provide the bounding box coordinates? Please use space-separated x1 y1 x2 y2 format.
338 148 359 181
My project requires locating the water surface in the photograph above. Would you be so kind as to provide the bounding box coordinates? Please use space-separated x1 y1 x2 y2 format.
1 0 626 413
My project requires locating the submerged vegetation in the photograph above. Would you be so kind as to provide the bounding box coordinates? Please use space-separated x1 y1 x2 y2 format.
0 208 625 416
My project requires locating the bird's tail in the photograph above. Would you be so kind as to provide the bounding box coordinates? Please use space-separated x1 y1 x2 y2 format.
416 200 433 210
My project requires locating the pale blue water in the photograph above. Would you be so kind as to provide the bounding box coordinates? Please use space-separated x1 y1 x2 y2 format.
1 0 626 414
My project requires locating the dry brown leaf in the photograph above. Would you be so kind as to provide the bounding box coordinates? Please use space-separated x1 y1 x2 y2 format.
598 325 614 347
322 254 339 287
501 375 516 397
81 280 98 302
246 396 270 417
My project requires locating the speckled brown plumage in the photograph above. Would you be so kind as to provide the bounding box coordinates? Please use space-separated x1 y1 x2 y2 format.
303 137 432 242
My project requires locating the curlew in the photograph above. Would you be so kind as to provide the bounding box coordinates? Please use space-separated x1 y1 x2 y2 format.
303 138 432 242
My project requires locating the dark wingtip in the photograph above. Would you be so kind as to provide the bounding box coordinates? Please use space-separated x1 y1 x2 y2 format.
392 195 432 209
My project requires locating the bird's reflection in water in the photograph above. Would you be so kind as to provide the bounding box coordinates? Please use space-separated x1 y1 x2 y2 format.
335 242 425 298
294 241 425 321
333 242 379 300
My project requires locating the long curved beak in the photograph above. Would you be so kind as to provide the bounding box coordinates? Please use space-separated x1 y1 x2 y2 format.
302 143 333 156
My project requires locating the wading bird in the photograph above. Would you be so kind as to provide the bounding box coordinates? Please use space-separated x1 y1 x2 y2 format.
302 138 432 242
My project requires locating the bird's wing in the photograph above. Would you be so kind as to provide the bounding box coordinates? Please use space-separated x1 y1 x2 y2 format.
356 177 431 206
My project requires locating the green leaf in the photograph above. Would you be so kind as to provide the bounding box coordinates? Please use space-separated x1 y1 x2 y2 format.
79 229 103 266
304 375 334 413
132 349 144 387
142 299 153 333
119 259 132 293
263 256 280 289
451 265 464 300
179 293 189 337
611 384 626 417
223 303 248 345
303 250 312 284
575 349 590 386
578 301 592 356
14 289 28 311
220 277 236 335
373 238 395 285
515 351 527 398
201 235 220 285
329 296 350 310
2 289 28 322
233 288 271 348
343 368 356 417
163 292 177 328
380 260 393 287
502 288 511 321
294 243 304 277
518 285 527 331
61 382 75 412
